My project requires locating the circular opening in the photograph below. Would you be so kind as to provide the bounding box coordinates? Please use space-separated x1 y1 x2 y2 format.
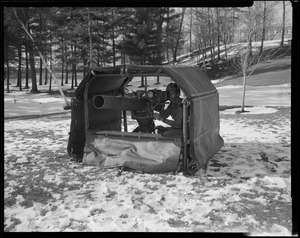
93 96 104 109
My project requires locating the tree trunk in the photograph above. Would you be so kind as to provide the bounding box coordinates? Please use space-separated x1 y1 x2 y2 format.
112 29 116 66
75 67 77 87
281 1 286 46
166 7 170 63
17 43 22 91
61 37 64 86
260 1 267 55
6 49 10 93
155 76 160 85
71 45 74 90
49 43 52 92
140 76 145 88
240 41 251 112
173 7 186 63
241 73 247 112
97 48 100 67
87 7 93 68
28 42 38 93
74 46 78 87
189 8 193 52
207 8 214 68
65 63 69 84
216 8 221 61
44 61 48 85
44 47 47 85
231 10 236 43
224 33 228 61
210 8 216 65
24 41 29 89
64 40 68 84
82 48 87 77
71 65 74 90
39 13 43 86
201 46 207 73
39 58 43 85
112 8 116 66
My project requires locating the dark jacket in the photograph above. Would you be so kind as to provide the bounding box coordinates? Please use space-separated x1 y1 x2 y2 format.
159 97 183 129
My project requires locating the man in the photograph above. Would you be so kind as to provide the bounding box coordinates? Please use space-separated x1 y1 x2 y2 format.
153 83 183 136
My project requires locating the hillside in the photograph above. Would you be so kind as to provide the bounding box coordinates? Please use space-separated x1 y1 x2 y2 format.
172 39 291 87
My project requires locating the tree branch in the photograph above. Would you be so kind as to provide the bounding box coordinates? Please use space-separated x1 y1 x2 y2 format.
12 8 70 108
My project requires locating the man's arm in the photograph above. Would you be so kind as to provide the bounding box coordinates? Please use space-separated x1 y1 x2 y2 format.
159 105 171 119
154 104 183 129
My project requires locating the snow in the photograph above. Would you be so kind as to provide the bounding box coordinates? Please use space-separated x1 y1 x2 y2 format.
4 40 292 234
221 106 278 115
169 38 291 67
4 96 291 233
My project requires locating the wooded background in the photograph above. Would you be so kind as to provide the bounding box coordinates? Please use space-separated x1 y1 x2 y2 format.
3 2 291 92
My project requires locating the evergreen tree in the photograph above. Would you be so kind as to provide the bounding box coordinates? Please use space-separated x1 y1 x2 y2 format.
123 7 168 65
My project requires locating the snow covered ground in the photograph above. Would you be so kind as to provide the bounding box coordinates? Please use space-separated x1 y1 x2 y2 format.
4 79 292 234
3 38 293 233
217 83 291 107
170 38 292 67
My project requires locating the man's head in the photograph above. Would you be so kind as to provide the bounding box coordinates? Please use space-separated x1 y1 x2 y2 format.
166 83 180 102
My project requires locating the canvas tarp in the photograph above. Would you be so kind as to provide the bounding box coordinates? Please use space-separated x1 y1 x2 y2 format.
160 67 217 98
82 132 182 173
158 67 224 169
68 65 224 172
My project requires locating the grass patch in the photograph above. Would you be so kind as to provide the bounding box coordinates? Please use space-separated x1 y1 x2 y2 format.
17 187 53 207
4 197 17 207
4 217 22 232
167 218 189 228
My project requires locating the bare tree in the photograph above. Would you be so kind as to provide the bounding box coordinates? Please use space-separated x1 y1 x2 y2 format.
215 8 221 61
259 1 267 55
172 7 186 63
258 1 280 53
87 7 94 68
24 38 29 89
207 8 215 67
280 1 286 46
189 8 193 52
232 45 289 112
232 6 262 112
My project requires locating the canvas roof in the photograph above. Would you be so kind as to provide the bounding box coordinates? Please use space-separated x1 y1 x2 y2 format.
75 65 218 99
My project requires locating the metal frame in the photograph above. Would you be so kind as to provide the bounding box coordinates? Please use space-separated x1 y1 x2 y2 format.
92 130 181 142
182 95 191 171
84 81 90 134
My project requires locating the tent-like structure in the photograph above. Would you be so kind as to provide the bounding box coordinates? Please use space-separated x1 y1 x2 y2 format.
67 65 224 174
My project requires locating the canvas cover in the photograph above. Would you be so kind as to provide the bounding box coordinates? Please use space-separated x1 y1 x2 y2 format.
161 67 224 168
82 132 182 173
67 65 224 173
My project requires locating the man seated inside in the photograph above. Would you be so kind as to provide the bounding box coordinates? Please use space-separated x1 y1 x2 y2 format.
153 83 183 137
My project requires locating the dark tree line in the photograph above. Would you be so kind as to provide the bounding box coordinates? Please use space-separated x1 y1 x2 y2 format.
4 7 185 93
4 4 290 93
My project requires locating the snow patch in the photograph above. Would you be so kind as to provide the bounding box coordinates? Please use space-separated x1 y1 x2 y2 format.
221 106 278 115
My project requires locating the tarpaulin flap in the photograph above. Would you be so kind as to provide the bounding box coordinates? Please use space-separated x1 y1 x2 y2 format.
75 74 128 97
190 92 224 168
88 75 128 95
82 134 182 173
161 67 217 98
